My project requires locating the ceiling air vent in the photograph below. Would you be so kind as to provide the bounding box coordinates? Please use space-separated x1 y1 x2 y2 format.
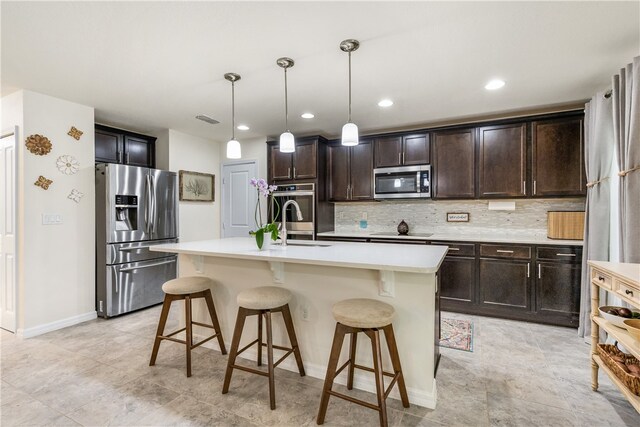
195 115 219 125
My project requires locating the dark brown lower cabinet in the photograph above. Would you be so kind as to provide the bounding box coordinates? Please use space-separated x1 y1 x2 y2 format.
479 259 531 312
440 256 475 304
536 261 581 327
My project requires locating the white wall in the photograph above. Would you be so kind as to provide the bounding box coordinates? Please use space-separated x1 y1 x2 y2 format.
2 90 95 335
166 129 221 242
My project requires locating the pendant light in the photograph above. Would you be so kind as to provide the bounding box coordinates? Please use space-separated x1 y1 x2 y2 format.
224 72 242 159
277 57 295 153
340 39 360 146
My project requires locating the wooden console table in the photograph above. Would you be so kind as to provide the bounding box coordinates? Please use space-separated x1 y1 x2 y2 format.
589 260 640 413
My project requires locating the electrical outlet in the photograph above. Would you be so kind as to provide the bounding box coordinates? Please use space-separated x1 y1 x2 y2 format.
42 214 63 225
301 305 310 321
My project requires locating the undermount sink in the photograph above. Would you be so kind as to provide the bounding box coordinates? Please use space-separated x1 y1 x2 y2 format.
273 242 332 248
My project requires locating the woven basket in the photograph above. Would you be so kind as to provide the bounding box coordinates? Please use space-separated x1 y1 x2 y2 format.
597 343 640 396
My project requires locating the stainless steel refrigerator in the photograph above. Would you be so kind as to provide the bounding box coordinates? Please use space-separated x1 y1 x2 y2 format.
95 163 179 318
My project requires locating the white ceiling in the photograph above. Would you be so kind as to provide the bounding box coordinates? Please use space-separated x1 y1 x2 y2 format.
2 1 638 142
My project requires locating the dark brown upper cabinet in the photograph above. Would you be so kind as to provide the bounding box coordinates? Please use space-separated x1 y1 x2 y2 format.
268 138 318 182
328 140 373 201
95 125 155 168
374 133 429 168
532 118 585 197
432 129 476 199
478 123 526 198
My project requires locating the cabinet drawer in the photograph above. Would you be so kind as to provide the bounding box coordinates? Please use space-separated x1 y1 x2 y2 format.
431 241 475 257
536 246 582 262
591 268 612 290
615 280 640 305
480 244 531 259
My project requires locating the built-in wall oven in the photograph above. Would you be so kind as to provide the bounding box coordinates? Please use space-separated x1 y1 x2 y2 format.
373 165 431 199
271 183 315 240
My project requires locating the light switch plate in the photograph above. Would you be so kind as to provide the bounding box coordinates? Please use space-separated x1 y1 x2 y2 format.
42 214 63 225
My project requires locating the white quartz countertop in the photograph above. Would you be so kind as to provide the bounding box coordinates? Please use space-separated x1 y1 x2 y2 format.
317 231 583 246
151 237 448 274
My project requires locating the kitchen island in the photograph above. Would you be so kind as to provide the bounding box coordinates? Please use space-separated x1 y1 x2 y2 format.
152 237 447 408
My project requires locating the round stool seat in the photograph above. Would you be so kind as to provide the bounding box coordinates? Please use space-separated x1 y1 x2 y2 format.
162 276 212 295
237 286 292 310
332 298 395 329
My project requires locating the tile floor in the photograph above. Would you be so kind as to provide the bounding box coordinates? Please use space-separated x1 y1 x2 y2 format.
1 306 639 426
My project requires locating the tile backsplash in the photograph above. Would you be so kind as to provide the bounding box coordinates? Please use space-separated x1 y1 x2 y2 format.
334 198 586 237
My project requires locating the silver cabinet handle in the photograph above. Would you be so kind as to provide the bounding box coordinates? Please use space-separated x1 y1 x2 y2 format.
346 185 349 199
556 253 576 257
448 247 460 251
533 180 537 195
527 263 530 278
293 167 296 178
402 152 406 164
398 153 402 165
538 264 541 279
496 250 514 253
120 258 177 273
626 289 634 297
117 151 122 163
126 152 130 164
287 167 291 179
522 181 526 195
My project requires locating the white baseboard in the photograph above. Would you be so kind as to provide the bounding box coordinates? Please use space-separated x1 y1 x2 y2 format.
195 333 437 409
17 311 97 339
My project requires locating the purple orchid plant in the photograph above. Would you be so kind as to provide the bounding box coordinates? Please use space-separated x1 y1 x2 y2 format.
249 178 280 249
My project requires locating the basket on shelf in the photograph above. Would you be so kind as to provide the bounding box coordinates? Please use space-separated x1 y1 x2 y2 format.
597 343 640 396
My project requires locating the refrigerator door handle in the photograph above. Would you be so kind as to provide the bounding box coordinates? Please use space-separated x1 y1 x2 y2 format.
144 174 150 233
120 258 177 273
151 175 157 234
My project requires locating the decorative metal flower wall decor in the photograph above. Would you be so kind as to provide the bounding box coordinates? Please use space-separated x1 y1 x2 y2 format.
25 134 53 156
67 126 83 140
34 175 53 190
56 155 80 175
68 189 84 203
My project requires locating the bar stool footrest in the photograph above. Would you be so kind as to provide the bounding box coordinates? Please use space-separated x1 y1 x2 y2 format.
327 390 380 412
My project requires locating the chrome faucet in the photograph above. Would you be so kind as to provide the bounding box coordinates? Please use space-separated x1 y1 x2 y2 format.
280 200 303 247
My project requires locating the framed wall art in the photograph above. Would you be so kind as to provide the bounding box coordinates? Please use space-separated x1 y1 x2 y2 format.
179 170 215 202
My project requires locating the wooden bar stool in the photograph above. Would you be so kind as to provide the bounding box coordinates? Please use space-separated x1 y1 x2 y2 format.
317 298 409 427
222 286 305 410
149 276 226 377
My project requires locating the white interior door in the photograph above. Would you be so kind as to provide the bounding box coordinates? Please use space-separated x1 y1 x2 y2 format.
221 161 257 238
0 128 18 332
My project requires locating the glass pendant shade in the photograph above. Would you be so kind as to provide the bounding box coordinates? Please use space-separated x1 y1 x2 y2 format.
341 122 359 146
279 131 295 153
226 139 241 159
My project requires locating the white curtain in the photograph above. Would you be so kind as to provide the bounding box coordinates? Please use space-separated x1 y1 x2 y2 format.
613 56 640 264
578 93 614 338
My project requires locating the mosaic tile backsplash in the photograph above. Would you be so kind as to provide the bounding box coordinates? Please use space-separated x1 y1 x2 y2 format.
334 198 586 237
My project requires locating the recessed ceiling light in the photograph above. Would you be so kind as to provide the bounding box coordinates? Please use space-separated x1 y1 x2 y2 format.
236 125 250 131
301 113 315 119
485 79 505 90
378 99 393 107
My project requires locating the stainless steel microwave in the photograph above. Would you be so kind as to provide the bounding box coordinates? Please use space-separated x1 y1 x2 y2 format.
373 165 431 199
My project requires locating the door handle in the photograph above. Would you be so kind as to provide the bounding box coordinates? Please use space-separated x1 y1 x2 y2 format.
126 152 130 164
287 167 291 179
556 253 576 257
496 249 514 253
538 264 541 279
151 175 157 234
527 263 530 278
144 175 151 233
522 181 526 195
533 180 537 195
119 245 152 252
293 167 296 178
398 153 401 165
448 247 460 251
120 258 177 273
402 152 406 164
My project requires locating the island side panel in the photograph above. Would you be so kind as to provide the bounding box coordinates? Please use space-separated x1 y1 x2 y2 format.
177 253 437 408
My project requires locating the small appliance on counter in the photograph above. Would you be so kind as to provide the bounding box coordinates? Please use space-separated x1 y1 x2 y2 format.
547 211 585 240
95 163 179 318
